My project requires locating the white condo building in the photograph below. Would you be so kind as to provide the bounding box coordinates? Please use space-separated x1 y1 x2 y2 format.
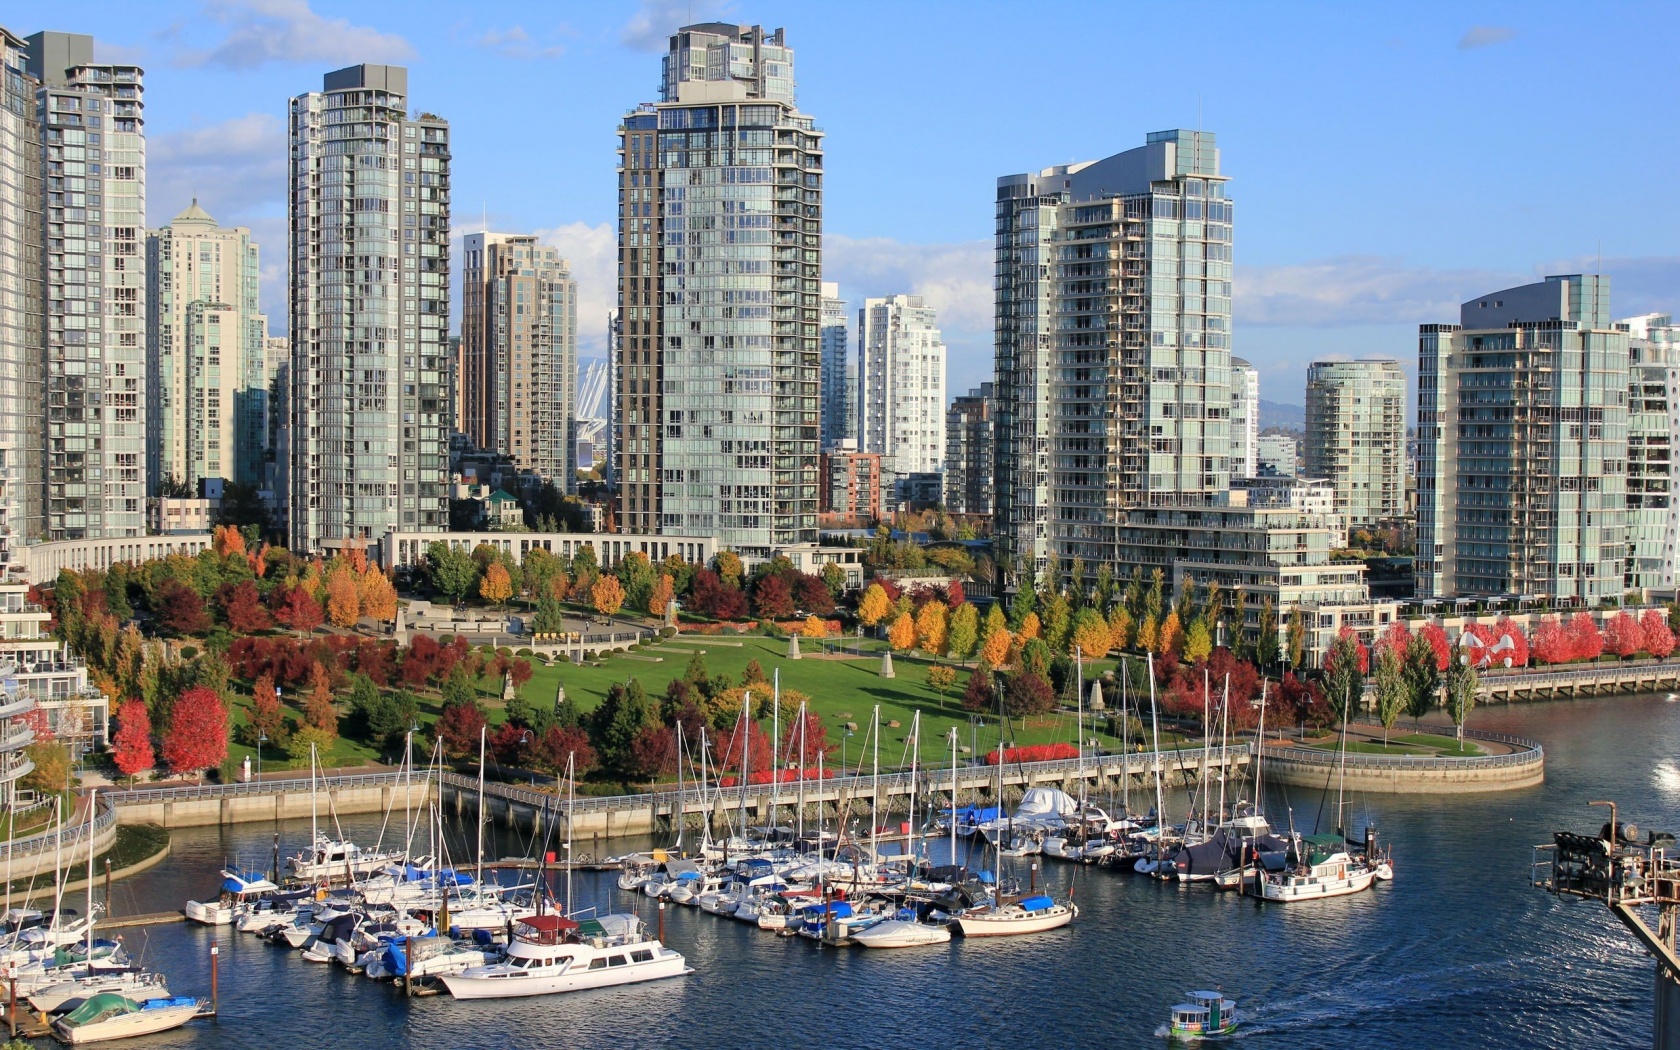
288 64 451 553
1230 355 1258 478
858 294 946 478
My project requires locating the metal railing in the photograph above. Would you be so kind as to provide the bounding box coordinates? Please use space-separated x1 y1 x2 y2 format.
1480 663 1680 685
1265 722 1543 772
0 797 116 861
100 770 418 805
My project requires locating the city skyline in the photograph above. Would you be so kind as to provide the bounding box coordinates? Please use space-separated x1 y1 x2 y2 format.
9 1 1677 403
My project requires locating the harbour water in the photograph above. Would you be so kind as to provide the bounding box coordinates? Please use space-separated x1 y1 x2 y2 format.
66 693 1680 1048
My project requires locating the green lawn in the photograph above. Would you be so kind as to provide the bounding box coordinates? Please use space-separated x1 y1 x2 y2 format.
214 631 1156 776
507 635 1129 771
1303 732 1484 758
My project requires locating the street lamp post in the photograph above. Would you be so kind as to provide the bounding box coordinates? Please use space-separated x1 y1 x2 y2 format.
256 732 266 779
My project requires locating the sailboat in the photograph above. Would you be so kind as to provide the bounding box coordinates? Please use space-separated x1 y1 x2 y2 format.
1255 686 1394 902
440 753 692 998
953 681 1077 938
287 744 403 882
852 717 953 949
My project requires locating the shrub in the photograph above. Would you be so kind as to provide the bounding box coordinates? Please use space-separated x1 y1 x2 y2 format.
660 626 677 638
181 645 199 661
218 756 242 784
516 648 533 657
558 653 573 664
583 650 597 662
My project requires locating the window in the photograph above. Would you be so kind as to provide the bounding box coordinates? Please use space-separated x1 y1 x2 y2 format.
607 955 628 967
588 958 607 970
630 950 654 963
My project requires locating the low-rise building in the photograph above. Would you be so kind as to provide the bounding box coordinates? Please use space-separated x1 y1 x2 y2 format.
380 529 716 577
0 583 108 752
148 498 217 535
820 446 885 523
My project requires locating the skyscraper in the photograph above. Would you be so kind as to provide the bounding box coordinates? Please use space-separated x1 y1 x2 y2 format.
997 132 1233 585
819 282 853 450
461 233 578 489
0 29 43 551
945 383 995 516
145 200 266 493
1304 358 1405 540
1230 355 1258 479
288 64 451 553
28 32 147 540
1623 313 1680 593
1416 275 1627 600
858 294 945 478
616 24 822 557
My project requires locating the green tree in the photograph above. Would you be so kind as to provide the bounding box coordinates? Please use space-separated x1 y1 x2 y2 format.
427 542 479 605
1444 654 1479 744
821 562 846 599
1007 583 1037 631
1323 632 1366 724
591 679 656 780
1402 632 1442 729
442 663 479 711
1373 645 1406 747
1092 563 1114 614
1041 594 1072 654
1286 608 1306 670
533 594 565 635
1182 619 1213 664
947 602 979 661
1255 598 1280 670
1144 568 1164 624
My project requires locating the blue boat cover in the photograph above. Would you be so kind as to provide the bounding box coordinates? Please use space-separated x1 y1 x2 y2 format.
800 901 854 919
1018 895 1054 911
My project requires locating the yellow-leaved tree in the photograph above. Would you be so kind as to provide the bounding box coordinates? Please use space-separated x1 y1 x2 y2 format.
915 601 949 655
979 627 1012 667
479 562 514 607
323 565 360 628
801 615 826 639
591 574 625 619
359 566 398 621
857 583 892 627
887 612 917 652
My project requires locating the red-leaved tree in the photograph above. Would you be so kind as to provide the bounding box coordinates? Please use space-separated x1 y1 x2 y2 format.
1492 617 1529 667
717 720 772 776
780 710 833 766
1642 608 1676 659
1568 612 1604 661
532 725 596 778
1603 612 1645 659
752 574 796 619
1418 622 1452 671
163 686 228 781
274 586 324 635
219 580 272 634
250 672 284 740
111 699 154 781
156 580 212 637
434 702 487 760
1532 616 1570 665
1376 620 1412 658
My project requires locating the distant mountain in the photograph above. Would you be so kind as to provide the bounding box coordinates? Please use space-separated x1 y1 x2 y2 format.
1258 399 1305 431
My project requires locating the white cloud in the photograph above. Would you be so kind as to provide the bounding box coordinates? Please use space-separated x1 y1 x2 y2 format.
147 112 288 225
1459 25 1517 50
621 0 733 52
533 221 618 357
1235 255 1521 327
463 24 567 61
175 0 413 69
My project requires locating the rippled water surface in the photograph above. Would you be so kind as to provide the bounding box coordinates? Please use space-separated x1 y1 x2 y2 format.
57 695 1680 1048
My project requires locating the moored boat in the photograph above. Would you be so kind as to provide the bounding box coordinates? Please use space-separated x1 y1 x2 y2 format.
52 994 204 1044
439 914 689 999
953 894 1077 937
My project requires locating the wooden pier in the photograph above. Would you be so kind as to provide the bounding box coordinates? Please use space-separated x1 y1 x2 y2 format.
1479 662 1680 701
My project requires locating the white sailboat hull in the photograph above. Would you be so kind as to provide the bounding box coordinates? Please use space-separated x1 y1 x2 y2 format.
1259 866 1380 902
441 949 688 999
954 903 1077 937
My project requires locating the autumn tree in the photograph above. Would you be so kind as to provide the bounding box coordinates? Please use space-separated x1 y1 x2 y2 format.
274 587 324 635
212 525 247 558
1255 598 1280 669
1041 595 1072 654
1156 611 1181 657
915 600 949 655
1069 608 1110 660
1568 612 1604 661
359 568 398 622
1323 630 1367 723
947 603 979 661
434 700 488 760
801 615 826 639
479 562 514 608
220 580 271 634
1182 619 1213 664
927 665 957 694
155 580 211 637
978 625 1011 667
591 574 626 619
715 550 744 588
1642 608 1676 659
887 612 916 652
1002 672 1055 717
163 686 229 781
1372 644 1406 747
303 663 340 741
648 574 675 618
111 699 154 782
1018 612 1042 641
250 672 284 741
1603 612 1644 659
324 566 361 628
532 725 596 778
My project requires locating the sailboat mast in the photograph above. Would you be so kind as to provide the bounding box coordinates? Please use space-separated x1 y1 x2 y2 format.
1076 646 1085 809
1121 658 1131 816
1218 674 1230 825
476 724 488 888
795 701 806 843
949 728 958 864
908 711 920 859
83 789 95 957
771 669 781 832
1147 655 1166 864
870 705 880 857
674 720 685 851
565 751 576 917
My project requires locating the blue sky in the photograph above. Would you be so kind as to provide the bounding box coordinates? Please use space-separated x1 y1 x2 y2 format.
13 0 1680 408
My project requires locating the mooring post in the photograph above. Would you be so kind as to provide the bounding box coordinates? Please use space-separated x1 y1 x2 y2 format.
657 900 665 944
104 858 113 919
210 943 219 1015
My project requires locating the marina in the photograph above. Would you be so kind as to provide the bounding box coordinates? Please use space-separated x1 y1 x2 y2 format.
0 692 1664 1048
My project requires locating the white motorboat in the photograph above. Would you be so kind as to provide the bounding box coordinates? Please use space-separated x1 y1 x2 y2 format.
953 894 1077 937
850 916 952 949
363 934 496 981
185 868 281 926
28 969 168 1014
1256 834 1392 903
287 836 404 883
53 994 203 1044
440 913 689 999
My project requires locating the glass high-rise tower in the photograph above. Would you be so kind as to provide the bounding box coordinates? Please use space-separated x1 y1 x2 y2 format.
288 64 450 553
1304 358 1406 539
616 23 823 558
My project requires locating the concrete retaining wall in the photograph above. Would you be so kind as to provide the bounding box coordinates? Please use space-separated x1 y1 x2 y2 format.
1263 756 1545 794
113 781 433 829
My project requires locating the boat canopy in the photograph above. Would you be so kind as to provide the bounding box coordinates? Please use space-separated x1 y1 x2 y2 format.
1017 895 1055 912
221 872 279 895
953 805 1000 824
1015 788 1079 820
517 914 580 945
1189 991 1227 1002
800 901 854 919
60 993 140 1028
579 914 642 940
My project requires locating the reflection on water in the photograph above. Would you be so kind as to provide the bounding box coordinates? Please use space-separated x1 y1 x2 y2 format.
51 693 1680 1048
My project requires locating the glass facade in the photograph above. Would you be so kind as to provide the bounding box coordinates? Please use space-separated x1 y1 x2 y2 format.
289 64 451 551
1416 275 1628 601
28 33 147 540
618 25 821 558
1623 313 1680 592
0 29 43 552
858 294 945 478
1304 358 1406 538
818 282 852 450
